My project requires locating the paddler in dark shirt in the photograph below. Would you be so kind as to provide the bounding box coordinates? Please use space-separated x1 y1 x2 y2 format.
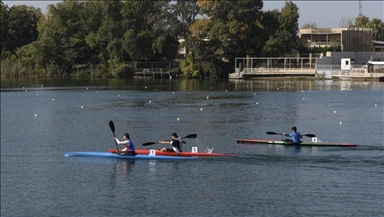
159 132 185 154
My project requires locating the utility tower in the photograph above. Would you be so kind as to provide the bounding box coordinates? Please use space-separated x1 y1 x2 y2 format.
358 0 363 16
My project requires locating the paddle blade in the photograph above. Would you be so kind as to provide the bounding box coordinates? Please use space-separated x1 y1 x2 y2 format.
184 134 197 139
266 132 278 135
109 121 115 135
142 142 158 146
109 121 118 151
304 134 316 138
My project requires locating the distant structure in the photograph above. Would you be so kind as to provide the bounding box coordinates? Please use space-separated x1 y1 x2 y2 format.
358 0 363 17
299 28 373 52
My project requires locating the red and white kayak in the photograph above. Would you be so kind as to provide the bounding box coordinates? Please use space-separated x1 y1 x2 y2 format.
236 139 357 147
108 149 237 157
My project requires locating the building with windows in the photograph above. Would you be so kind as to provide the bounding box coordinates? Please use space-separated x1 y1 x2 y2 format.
300 28 372 52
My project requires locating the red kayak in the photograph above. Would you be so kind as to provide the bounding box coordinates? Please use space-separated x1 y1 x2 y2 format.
108 149 237 157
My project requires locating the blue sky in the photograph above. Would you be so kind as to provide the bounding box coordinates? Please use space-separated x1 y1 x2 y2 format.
3 1 384 28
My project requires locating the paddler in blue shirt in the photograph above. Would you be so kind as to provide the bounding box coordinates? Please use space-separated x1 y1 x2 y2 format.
159 132 185 154
283 126 302 144
114 133 136 155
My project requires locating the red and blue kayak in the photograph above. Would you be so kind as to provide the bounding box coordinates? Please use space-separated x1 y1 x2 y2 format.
107 149 237 157
236 139 357 147
63 152 198 161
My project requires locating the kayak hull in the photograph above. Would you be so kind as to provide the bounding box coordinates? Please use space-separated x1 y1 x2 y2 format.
107 149 237 157
237 139 357 147
63 152 198 160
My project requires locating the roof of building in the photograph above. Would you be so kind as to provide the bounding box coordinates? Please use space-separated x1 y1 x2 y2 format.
372 40 384 45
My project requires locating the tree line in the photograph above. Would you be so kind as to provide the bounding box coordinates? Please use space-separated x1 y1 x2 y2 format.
1 0 382 79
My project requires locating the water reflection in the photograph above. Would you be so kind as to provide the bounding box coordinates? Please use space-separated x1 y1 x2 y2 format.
1 78 383 92
110 160 136 183
265 144 324 154
291 145 301 153
229 79 384 91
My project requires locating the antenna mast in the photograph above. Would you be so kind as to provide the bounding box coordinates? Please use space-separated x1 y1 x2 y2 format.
358 0 363 17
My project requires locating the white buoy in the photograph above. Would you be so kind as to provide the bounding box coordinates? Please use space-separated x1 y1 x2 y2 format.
96 91 98 93
25 90 27 92
200 108 203 111
149 100 151 103
52 98 55 101
41 85 43 87
277 88 279 90
256 102 258 105
207 96 209 99
339 122 343 125
303 97 305 100
375 104 377 107
34 114 38 117
334 111 337 114
210 87 212 89
254 93 257 95
225 90 228 92
177 118 180 121
81 106 84 109
118 95 120 97
86 87 88 90
145 86 147 89
173 92 175 94
36 94 38 96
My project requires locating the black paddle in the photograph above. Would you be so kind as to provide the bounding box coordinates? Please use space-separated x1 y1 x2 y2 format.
142 134 197 146
109 121 119 152
266 131 316 138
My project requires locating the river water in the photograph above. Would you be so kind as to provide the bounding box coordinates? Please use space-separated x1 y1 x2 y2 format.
1 78 383 217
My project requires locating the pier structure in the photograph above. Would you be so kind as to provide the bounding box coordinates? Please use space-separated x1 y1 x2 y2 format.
229 56 317 79
134 62 172 79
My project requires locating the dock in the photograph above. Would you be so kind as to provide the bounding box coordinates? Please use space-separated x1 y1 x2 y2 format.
229 68 316 79
134 62 172 79
134 68 171 79
229 56 317 79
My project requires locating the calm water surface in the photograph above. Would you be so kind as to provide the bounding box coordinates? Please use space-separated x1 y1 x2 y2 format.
1 78 383 217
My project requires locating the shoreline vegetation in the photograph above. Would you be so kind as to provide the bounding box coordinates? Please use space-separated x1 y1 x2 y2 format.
1 1 381 79
0 58 122 79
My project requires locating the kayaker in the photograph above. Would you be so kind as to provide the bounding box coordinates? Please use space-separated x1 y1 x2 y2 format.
114 133 136 155
283 126 302 144
159 132 185 154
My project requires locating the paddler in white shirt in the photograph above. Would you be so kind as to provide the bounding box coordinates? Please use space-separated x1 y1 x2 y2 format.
114 133 136 155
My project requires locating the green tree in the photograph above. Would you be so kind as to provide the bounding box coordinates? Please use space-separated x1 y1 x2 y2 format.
37 1 82 71
171 0 200 39
351 16 384 41
1 3 40 57
367 18 384 41
262 1 299 57
259 9 280 56
181 18 211 78
1 1 10 58
352 15 370 27
195 0 264 78
170 0 200 58
121 1 178 63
